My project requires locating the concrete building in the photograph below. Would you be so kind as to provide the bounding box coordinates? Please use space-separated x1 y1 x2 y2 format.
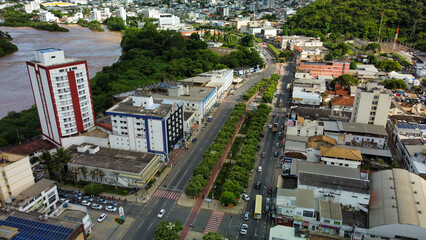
11 179 58 215
106 91 184 161
351 82 392 126
296 61 350 79
318 200 342 235
39 11 57 22
141 8 160 19
52 203 94 235
292 87 321 106
368 169 426 239
90 8 102 21
293 46 328 62
27 49 95 146
116 7 126 22
356 64 378 80
67 144 164 188
0 153 35 206
180 69 233 100
158 14 181 28
216 5 229 17
3 139 56 159
320 146 362 169
281 36 323 50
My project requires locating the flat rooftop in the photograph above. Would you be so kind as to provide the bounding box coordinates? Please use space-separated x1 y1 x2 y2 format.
296 161 362 179
153 86 216 102
107 97 172 118
323 121 388 136
69 145 161 174
81 128 109 138
0 210 79 231
19 179 55 199
57 209 86 223
0 153 26 167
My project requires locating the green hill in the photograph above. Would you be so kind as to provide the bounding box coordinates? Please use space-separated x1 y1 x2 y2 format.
283 0 425 51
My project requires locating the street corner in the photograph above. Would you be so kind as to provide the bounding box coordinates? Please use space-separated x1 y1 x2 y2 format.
184 230 205 240
177 193 197 208
88 213 134 240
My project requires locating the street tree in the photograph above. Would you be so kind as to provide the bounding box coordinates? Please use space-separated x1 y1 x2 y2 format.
220 191 237 206
203 232 224 240
154 220 183 240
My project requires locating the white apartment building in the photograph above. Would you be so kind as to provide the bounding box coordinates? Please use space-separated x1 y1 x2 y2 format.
39 11 57 22
194 69 233 99
158 14 181 27
27 49 95 146
281 36 323 50
24 1 40 14
0 153 35 206
90 9 102 21
140 8 160 19
292 87 321 106
116 7 126 22
350 82 391 126
106 91 184 162
12 179 59 215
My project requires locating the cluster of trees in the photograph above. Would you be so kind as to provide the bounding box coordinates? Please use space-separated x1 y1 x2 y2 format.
267 44 280 58
203 232 224 240
324 42 351 60
83 183 104 195
38 148 72 185
0 30 18 57
365 43 381 53
391 52 411 67
261 14 277 21
331 74 359 87
219 104 271 205
381 78 407 90
0 7 68 32
77 19 104 32
262 74 279 103
185 103 246 197
350 61 357 69
282 0 425 52
376 59 401 72
221 46 264 69
154 220 183 240
242 78 268 100
104 17 126 31
0 106 40 147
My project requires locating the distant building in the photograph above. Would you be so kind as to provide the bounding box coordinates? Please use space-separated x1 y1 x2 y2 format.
116 7 126 22
0 153 35 206
26 49 95 147
368 169 426 239
106 91 184 161
158 14 181 28
216 6 229 17
296 61 350 79
3 139 56 158
180 69 233 100
350 82 391 126
90 8 102 21
39 11 57 22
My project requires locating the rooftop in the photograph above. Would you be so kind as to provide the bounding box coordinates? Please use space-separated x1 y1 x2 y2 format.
296 161 362 179
106 96 172 118
319 200 342 220
69 145 161 174
19 179 55 199
81 128 109 138
320 146 363 161
323 121 388 136
57 209 87 224
331 96 354 107
0 153 27 167
3 139 56 156
153 86 216 102
295 189 315 209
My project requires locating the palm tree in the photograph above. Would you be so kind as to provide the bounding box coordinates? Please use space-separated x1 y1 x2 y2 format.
68 168 79 186
90 170 97 181
52 148 72 185
98 170 105 182
79 166 88 179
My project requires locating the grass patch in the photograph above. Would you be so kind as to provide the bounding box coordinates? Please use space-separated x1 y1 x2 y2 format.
210 162 233 200
75 181 131 196
227 136 245 159
115 218 125 225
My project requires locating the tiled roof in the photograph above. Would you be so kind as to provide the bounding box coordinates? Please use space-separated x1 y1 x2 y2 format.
96 122 112 132
284 151 307 160
331 96 354 106
320 146 363 161
3 139 56 156
306 135 337 149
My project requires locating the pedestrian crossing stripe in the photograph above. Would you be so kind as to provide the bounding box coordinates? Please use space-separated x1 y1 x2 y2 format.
203 211 225 234
152 189 181 200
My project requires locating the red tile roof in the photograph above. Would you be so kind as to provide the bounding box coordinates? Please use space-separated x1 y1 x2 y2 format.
331 96 354 107
3 139 56 156
96 122 112 132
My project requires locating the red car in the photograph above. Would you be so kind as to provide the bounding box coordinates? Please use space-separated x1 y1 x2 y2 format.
267 186 273 194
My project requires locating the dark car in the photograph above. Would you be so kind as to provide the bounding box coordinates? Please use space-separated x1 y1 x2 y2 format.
260 133 265 138
255 181 262 189
257 145 261 151
274 151 279 157
261 152 266 157
267 186 273 194
192 138 197 143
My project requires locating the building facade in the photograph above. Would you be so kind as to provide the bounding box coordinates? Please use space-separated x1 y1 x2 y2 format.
26 49 95 146
351 82 391 126
296 62 350 78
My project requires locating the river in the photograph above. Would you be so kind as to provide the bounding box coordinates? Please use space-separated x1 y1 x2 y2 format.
0 25 122 118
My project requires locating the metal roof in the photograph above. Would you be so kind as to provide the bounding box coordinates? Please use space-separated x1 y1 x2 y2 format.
319 200 342 220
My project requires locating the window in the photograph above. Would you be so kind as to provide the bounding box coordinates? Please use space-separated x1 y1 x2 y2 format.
324 219 330 223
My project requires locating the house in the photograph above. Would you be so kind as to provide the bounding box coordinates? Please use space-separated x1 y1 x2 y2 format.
356 64 378 80
320 146 363 169
3 139 56 159
330 96 354 111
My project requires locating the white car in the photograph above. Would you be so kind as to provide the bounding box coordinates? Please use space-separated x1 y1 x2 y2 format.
240 224 248 235
91 203 102 210
257 166 262 172
105 206 117 212
241 193 250 201
97 213 107 223
157 209 166 218
59 198 69 204
81 200 91 206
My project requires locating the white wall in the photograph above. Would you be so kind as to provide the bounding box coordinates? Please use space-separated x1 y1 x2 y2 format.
368 224 426 240
61 135 109 149
148 119 164 152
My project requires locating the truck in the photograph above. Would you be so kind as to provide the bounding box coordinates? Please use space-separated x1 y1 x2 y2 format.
272 123 278 134
207 116 213 122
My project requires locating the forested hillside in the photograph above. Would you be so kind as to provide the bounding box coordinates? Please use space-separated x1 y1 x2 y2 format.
283 0 425 51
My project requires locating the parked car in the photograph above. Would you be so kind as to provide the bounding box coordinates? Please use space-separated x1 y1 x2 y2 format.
108 201 118 206
97 198 108 204
241 193 250 201
265 204 270 213
35 174 44 181
81 200 91 206
74 195 82 200
34 166 43 172
91 203 102 210
73 191 83 196
84 196 94 202
244 212 249 221
267 186 273 194
192 138 197 143
240 224 248 235
268 124 272 129
257 145 261 151
266 198 271 205
260 133 265 138
201 126 206 131
274 151 279 157
158 209 166 218
59 193 69 198
261 152 266 157
59 198 69 204
97 213 107 223
255 181 262 189
257 166 262 172
105 206 117 212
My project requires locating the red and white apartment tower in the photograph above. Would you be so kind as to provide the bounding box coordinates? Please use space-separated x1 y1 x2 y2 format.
26 48 95 146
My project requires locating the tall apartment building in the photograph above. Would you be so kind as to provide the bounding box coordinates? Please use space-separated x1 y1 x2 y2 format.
106 91 184 162
350 82 391 126
26 49 95 146
0 153 35 206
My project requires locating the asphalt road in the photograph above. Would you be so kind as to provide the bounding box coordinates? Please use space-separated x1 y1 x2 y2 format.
121 45 277 240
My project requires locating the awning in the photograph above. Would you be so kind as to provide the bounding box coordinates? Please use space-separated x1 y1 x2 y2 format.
302 221 310 227
320 224 340 230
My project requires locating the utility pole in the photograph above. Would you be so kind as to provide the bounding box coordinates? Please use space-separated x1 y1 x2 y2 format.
410 20 417 39
377 12 384 42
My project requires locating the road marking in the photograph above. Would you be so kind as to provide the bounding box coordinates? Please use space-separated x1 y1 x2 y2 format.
152 189 181 200
203 211 225 234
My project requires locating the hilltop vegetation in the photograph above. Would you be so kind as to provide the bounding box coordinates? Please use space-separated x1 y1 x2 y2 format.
283 0 425 51
0 31 18 57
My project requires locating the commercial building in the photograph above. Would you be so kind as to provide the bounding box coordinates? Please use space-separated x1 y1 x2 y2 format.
351 82 391 126
52 203 94 235
0 211 86 240
368 169 426 239
356 64 378 80
320 146 362 169
293 46 328 62
180 69 233 100
26 49 95 147
292 87 321 106
0 153 35 206
67 144 164 189
11 179 59 215
295 61 350 78
106 91 183 162
158 14 181 28
281 36 323 50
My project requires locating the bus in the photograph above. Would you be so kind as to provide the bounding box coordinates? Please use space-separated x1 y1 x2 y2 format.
254 195 262 220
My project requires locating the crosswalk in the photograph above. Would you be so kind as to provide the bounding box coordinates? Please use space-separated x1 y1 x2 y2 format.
152 189 181 200
203 211 225 234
